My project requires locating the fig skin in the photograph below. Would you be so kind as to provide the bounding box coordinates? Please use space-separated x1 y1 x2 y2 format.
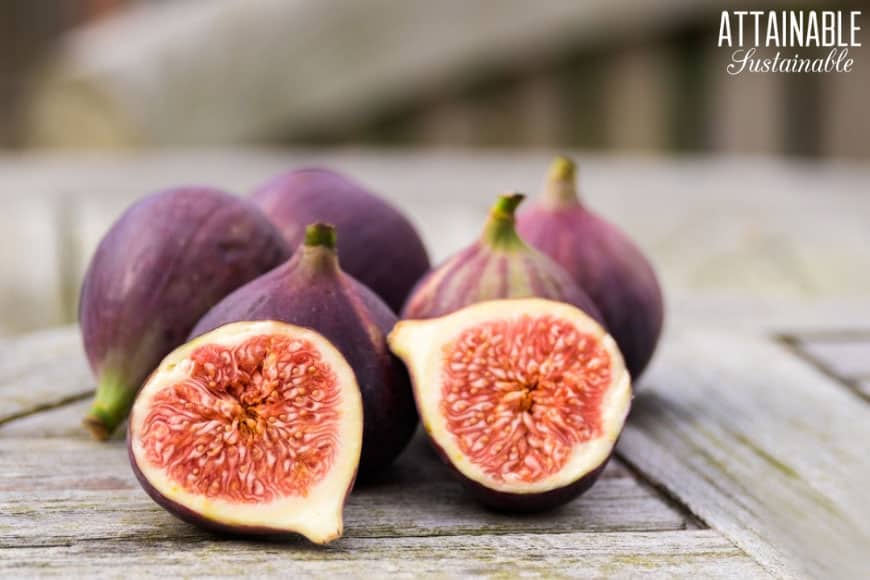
79 187 290 439
191 224 418 478
516 157 664 379
402 193 603 325
251 168 430 313
434 441 612 513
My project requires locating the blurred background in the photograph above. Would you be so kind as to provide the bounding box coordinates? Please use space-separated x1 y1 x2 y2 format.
0 0 868 337
1 0 867 157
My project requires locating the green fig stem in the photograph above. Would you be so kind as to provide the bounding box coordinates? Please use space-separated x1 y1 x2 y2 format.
83 373 135 440
299 223 340 274
483 193 527 250
542 156 581 208
304 222 338 250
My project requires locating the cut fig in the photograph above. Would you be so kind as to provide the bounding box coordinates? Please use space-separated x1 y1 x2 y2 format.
128 320 363 544
389 298 631 511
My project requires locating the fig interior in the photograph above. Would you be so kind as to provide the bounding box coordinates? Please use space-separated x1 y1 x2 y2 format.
128 320 363 544
390 299 631 494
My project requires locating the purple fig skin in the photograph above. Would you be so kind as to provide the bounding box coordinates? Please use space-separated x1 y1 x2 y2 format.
127 432 356 538
190 224 418 479
428 433 612 512
251 168 430 313
79 187 290 439
402 193 603 325
517 157 664 379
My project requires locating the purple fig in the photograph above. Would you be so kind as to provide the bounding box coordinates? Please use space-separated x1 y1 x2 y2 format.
517 157 664 378
251 168 430 313
402 193 603 324
79 187 290 439
128 320 363 544
191 223 417 478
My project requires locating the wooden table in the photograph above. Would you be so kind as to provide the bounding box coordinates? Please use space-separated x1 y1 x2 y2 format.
0 151 868 578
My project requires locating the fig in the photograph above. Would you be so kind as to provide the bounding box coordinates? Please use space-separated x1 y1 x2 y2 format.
251 168 430 313
402 193 602 324
516 157 664 379
80 187 290 439
389 298 631 511
128 320 363 544
191 223 417 477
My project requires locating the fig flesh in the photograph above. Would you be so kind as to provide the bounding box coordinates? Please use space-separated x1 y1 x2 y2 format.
128 320 363 544
402 193 602 325
517 158 664 379
80 187 290 439
191 224 417 478
251 168 430 313
389 298 631 512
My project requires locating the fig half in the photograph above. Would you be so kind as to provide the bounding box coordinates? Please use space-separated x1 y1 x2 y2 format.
389 298 631 512
128 320 363 544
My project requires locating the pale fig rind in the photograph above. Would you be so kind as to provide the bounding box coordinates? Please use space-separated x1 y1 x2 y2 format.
389 298 631 512
517 157 664 379
402 194 603 326
80 187 290 439
191 224 417 478
128 320 363 544
251 168 430 313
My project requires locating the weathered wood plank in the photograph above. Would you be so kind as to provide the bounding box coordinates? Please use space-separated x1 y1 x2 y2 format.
2 151 870 336
617 328 870 579
0 434 690 545
0 530 769 578
795 337 870 380
0 326 91 424
0 198 67 333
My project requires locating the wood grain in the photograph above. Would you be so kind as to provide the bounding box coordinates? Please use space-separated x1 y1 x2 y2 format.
617 327 870 579
0 326 91 425
0 531 768 579
0 434 690 546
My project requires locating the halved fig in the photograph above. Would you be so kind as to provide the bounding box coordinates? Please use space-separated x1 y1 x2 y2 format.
389 298 631 512
128 320 363 544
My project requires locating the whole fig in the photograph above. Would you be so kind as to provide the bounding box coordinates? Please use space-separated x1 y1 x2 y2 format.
251 168 430 313
79 187 290 439
402 193 602 325
517 157 664 378
191 223 417 478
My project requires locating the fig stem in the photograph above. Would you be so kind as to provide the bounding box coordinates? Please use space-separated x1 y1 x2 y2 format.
304 223 338 250
483 193 527 250
83 373 136 440
299 223 340 274
543 156 581 208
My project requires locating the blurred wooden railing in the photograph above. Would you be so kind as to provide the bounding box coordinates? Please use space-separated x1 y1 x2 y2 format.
8 0 868 158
